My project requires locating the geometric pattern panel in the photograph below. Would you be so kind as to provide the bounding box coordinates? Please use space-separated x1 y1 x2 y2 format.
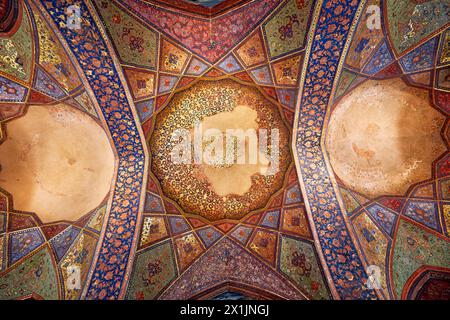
392 219 449 298
124 0 282 63
0 75 28 102
271 54 302 86
59 232 98 300
263 0 313 59
159 238 306 299
93 0 158 69
248 229 278 266
168 216 191 236
123 68 155 100
279 235 331 299
362 41 393 75
196 227 222 248
126 241 177 300
403 200 439 231
281 207 311 238
49 226 81 262
229 226 253 245
8 228 45 265
217 54 243 74
31 1 82 92
386 0 448 54
366 204 397 236
33 67 66 99
351 212 390 298
0 247 59 299
139 216 169 248
345 0 384 70
235 30 267 68
160 39 189 74
0 7 32 82
399 37 438 73
260 210 281 229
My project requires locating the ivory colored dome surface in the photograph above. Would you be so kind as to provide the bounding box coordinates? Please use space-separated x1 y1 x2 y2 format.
193 104 271 197
0 104 115 223
326 78 446 198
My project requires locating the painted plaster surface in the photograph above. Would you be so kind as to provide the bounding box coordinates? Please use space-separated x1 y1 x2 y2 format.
326 78 446 198
150 79 291 221
194 104 270 197
0 0 447 300
0 104 115 222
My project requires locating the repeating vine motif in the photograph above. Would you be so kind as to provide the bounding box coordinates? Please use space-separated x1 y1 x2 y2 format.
295 0 378 299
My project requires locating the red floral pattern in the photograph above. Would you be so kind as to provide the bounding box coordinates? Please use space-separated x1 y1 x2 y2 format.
123 0 282 63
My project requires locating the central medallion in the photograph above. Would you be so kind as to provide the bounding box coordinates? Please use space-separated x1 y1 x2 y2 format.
150 79 291 221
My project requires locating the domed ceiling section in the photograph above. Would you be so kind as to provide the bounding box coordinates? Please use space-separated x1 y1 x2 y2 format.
326 0 450 300
327 78 446 198
0 104 115 223
150 79 291 221
0 0 115 300
0 0 448 301
107 0 329 300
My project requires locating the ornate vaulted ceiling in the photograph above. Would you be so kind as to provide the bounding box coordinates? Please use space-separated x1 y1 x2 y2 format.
0 0 448 300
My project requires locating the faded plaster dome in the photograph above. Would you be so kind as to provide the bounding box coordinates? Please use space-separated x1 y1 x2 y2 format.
0 103 115 223
326 78 446 198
